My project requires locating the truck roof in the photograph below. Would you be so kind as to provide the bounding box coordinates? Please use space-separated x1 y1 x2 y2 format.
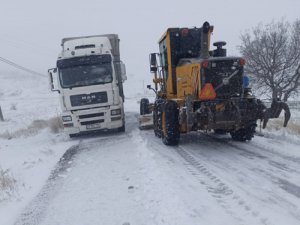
61 34 119 46
60 34 121 61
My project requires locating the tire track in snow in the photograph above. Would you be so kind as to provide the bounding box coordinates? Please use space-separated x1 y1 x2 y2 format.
141 130 300 224
14 111 138 225
193 132 300 174
198 133 300 202
181 133 300 214
248 140 300 164
14 143 82 225
174 146 271 225
143 133 268 225
13 133 129 225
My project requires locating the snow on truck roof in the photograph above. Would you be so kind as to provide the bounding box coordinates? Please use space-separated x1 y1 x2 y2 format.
60 34 121 60
61 34 119 46
62 37 112 52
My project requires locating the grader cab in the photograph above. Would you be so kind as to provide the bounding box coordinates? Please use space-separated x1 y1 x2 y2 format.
139 21 290 145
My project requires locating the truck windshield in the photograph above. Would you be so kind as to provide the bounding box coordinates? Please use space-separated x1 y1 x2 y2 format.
59 63 112 88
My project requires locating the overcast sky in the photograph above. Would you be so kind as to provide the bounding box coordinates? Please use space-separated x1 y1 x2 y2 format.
0 0 299 81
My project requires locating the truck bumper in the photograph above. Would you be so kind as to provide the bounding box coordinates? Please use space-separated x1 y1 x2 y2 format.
62 105 124 135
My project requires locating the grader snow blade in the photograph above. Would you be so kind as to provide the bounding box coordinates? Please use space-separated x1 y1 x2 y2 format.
138 114 153 130
138 98 154 130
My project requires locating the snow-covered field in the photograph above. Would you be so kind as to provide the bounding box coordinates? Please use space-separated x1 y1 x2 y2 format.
1 70 300 225
0 71 78 225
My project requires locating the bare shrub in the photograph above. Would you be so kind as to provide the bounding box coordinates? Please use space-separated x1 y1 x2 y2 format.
266 119 300 135
10 104 17 110
0 167 17 201
0 117 63 139
240 19 300 101
0 131 13 139
30 120 48 130
47 116 63 133
12 121 46 138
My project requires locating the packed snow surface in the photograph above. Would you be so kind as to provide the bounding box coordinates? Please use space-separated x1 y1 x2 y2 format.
1 71 300 225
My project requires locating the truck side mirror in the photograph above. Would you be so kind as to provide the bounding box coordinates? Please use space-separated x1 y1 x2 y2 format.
150 53 158 73
48 68 60 93
120 62 127 82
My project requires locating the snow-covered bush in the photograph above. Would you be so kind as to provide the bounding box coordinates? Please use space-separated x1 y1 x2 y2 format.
0 167 17 201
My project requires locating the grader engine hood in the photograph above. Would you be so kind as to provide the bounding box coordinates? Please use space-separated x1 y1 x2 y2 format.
201 57 244 99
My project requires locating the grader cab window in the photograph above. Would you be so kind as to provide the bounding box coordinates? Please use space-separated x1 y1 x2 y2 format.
159 39 168 81
170 28 202 65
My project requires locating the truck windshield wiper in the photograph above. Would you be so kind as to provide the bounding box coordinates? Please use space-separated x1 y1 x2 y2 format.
66 84 85 89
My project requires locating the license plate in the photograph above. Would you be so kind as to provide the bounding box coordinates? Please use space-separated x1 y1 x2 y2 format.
86 123 101 130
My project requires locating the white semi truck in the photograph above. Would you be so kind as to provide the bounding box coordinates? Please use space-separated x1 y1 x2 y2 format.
48 34 127 137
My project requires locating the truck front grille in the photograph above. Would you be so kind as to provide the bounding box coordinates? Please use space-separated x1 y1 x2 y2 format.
80 120 104 126
78 112 104 119
70 92 108 107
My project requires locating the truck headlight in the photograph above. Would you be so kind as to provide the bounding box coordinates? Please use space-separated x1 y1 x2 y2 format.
111 109 121 116
62 115 72 122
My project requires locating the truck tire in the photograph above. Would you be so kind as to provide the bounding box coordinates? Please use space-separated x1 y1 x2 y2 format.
161 100 180 145
230 123 256 141
214 129 227 135
153 99 164 138
118 123 125 132
140 98 150 115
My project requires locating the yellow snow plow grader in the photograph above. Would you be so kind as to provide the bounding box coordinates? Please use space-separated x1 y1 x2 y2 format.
139 21 290 145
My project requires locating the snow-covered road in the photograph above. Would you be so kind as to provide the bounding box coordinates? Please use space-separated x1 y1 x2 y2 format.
13 111 300 225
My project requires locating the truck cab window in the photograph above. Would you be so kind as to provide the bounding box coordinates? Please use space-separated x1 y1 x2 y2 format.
59 63 113 88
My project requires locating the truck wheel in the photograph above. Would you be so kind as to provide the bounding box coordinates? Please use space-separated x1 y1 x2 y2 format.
153 99 164 138
214 129 227 135
118 125 125 132
118 117 126 132
140 98 150 115
161 100 180 145
230 124 256 141
118 123 125 132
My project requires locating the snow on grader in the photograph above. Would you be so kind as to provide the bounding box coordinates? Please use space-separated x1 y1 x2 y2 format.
139 21 290 145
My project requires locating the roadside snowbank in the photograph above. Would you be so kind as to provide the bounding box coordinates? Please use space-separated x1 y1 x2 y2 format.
0 70 78 225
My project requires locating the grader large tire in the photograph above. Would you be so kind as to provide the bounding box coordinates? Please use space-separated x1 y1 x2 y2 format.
230 123 256 142
153 99 164 138
140 98 150 115
161 100 180 145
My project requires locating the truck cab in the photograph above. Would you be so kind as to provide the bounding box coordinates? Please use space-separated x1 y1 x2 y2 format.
49 34 126 136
